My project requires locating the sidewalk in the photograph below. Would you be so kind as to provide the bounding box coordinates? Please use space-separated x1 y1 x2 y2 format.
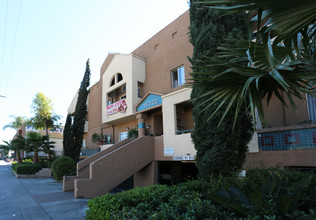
0 162 88 220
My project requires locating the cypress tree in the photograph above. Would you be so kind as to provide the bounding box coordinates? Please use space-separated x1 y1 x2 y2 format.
189 0 253 179
63 59 90 161
73 59 91 161
63 114 74 157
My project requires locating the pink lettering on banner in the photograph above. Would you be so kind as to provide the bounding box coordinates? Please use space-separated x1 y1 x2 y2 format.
106 99 127 115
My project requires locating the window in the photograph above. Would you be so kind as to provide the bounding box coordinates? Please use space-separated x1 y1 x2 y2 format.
137 87 141 98
171 66 185 88
121 85 126 92
117 73 123 82
307 93 316 123
110 77 115 86
119 131 128 141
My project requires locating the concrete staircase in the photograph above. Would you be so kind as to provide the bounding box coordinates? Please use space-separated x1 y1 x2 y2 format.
35 168 52 177
63 136 155 199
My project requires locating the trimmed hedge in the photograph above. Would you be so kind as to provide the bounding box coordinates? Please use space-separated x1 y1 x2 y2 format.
86 169 316 219
51 156 76 181
12 163 41 174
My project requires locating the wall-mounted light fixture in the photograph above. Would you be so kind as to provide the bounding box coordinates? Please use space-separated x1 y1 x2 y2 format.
146 125 151 129
126 127 129 131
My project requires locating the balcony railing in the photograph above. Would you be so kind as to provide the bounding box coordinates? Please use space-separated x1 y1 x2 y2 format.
258 126 316 151
176 129 194 135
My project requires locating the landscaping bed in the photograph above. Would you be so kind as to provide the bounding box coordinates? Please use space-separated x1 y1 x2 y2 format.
11 157 53 178
87 169 316 219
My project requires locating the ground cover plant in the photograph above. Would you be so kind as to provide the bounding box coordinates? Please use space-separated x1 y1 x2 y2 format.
86 169 316 219
11 157 54 175
11 162 41 175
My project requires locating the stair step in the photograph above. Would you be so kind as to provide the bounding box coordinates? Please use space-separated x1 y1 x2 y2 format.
35 168 52 177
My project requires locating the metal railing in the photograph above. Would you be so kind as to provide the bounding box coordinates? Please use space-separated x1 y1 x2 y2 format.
176 129 195 135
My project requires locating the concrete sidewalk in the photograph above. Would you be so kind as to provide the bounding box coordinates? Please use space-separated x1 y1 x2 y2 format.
0 162 88 220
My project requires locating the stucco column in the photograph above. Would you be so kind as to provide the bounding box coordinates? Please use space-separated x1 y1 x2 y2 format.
138 118 145 137
136 113 147 137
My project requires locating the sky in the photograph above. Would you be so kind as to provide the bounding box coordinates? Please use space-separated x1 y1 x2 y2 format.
0 0 190 144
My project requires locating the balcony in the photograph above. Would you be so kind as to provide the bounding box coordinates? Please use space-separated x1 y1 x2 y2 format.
258 124 316 151
102 54 146 124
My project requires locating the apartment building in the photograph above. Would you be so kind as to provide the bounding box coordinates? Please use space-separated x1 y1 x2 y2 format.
64 10 316 198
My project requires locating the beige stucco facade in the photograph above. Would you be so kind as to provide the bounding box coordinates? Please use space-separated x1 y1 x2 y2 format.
64 11 198 198
162 88 195 157
102 54 146 124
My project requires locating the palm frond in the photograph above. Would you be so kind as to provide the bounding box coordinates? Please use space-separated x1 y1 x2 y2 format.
190 0 316 128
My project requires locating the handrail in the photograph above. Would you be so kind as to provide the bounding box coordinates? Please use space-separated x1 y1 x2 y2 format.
176 129 194 134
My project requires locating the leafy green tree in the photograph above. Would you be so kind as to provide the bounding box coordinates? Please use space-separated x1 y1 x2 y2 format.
189 0 253 178
0 135 25 163
190 0 316 127
30 92 61 136
25 131 43 164
63 59 90 161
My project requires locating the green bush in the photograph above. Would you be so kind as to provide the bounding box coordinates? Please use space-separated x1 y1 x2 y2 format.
86 169 316 219
51 156 76 181
87 182 235 219
12 163 41 174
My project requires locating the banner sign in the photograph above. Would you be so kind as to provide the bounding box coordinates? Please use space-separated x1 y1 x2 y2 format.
106 99 127 115
25 125 64 134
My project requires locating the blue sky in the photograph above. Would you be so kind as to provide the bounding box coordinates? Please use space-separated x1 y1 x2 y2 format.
0 0 189 144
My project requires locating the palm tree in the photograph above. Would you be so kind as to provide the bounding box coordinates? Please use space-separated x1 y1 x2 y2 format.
0 135 25 163
42 135 55 161
25 132 43 164
3 115 27 131
190 0 316 128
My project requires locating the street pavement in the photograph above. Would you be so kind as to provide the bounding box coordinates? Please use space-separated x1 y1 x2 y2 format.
0 160 88 220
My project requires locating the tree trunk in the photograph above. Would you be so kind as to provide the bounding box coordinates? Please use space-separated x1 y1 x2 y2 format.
47 150 51 161
45 124 51 161
33 151 38 164
17 150 22 164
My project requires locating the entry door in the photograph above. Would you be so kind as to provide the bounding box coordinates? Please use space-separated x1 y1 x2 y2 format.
154 113 163 136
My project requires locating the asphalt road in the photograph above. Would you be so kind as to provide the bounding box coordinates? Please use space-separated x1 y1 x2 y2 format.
0 161 88 220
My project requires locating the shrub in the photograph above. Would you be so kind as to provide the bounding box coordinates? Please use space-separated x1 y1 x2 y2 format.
12 163 41 174
87 182 235 219
86 169 316 219
51 156 76 181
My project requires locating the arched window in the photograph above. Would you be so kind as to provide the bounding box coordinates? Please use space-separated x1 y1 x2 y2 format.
110 77 115 87
117 73 123 82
